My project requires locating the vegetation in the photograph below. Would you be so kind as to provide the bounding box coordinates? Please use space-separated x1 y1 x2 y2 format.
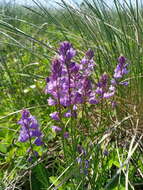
0 0 143 189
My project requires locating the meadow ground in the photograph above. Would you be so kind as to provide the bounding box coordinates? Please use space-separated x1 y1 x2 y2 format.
0 0 143 189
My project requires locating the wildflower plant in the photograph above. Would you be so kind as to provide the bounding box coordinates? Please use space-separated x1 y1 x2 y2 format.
45 42 129 132
44 42 97 159
17 41 130 188
44 42 130 173
18 109 43 159
1 0 142 187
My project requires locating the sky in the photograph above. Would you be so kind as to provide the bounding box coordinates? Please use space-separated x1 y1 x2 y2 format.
0 0 83 6
0 0 142 8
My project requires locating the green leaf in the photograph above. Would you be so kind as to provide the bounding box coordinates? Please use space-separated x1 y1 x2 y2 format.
49 176 63 190
0 144 7 153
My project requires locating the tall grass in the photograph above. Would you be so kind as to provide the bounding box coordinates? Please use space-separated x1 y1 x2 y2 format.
0 0 143 189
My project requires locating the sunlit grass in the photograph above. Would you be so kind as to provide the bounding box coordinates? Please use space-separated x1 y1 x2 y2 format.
0 0 143 189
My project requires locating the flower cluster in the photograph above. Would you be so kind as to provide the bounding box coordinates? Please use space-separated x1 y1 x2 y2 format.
45 42 130 134
95 73 115 99
77 145 89 175
45 42 96 108
111 56 129 86
114 56 129 79
45 42 97 134
18 109 43 146
96 55 129 100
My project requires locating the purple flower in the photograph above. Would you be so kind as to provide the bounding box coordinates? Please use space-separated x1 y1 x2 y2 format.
60 97 71 107
103 84 115 99
66 48 76 62
74 92 83 104
18 130 29 142
119 81 129 86
95 73 117 100
47 97 57 106
103 150 109 156
51 126 62 132
109 85 115 92
73 105 77 110
64 110 72 118
59 41 76 63
95 87 103 95
114 56 129 79
63 132 69 138
50 112 60 121
111 101 117 108
103 91 115 99
77 144 86 155
51 59 62 78
69 62 80 73
30 130 42 137
76 145 90 175
118 56 126 64
59 41 72 56
85 160 89 169
86 49 94 59
114 68 122 78
21 109 30 119
34 137 43 146
45 77 50 83
111 79 117 86
29 117 39 129
97 74 108 88
80 52 95 76
18 109 43 146
81 57 89 65
89 98 99 104
77 157 82 164
28 150 39 162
